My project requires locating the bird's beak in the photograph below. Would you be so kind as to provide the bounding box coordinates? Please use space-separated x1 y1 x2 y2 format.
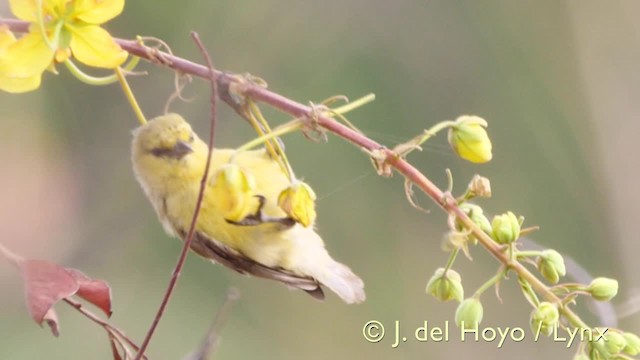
173 140 194 157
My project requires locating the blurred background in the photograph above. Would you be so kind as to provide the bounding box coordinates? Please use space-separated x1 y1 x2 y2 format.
1 1 639 359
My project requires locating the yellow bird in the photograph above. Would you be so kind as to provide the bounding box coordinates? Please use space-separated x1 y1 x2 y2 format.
131 113 365 304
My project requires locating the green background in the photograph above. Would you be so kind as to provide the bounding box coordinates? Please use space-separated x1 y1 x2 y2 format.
1 1 639 359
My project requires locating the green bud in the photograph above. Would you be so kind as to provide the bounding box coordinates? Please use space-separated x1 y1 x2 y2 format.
604 331 627 355
530 302 559 337
447 115 493 163
425 268 464 303
572 352 589 360
622 332 640 355
537 249 566 284
589 331 611 359
573 351 591 360
455 298 483 329
458 203 492 235
491 211 521 244
587 277 619 301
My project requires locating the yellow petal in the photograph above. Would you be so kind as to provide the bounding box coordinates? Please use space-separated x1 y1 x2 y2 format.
210 165 258 222
73 0 124 24
9 0 40 21
0 26 17 50
0 71 42 93
51 0 71 14
0 32 54 77
68 25 126 68
277 182 317 227
9 0 65 21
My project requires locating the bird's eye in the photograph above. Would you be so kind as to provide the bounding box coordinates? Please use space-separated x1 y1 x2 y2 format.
188 133 194 142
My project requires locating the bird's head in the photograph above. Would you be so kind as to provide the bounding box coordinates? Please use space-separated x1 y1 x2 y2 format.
132 113 207 191
132 113 198 160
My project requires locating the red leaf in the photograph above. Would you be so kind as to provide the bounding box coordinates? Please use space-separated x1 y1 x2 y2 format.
67 269 113 317
19 259 79 327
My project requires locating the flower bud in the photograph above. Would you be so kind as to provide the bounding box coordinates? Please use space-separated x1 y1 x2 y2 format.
278 181 317 227
529 302 559 337
491 211 520 244
537 249 566 284
572 352 589 360
604 331 626 355
425 268 464 303
210 164 257 222
467 175 492 198
587 277 619 301
458 203 492 235
455 298 483 329
447 115 493 163
623 332 640 356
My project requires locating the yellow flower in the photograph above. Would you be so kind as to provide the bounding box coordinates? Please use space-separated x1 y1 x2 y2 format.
278 181 317 227
210 164 258 223
0 0 127 93
448 115 493 163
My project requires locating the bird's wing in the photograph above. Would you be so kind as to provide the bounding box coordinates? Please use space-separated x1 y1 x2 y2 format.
183 229 325 300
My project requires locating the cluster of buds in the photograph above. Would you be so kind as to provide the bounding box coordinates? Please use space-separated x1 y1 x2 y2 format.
420 141 636 359
585 330 640 359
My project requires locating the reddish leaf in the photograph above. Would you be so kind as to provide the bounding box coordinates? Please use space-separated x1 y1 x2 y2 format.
67 269 113 317
19 259 79 329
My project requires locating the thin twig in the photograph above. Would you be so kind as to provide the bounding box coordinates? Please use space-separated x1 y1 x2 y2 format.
0 242 23 267
63 298 146 359
184 288 240 360
132 32 219 360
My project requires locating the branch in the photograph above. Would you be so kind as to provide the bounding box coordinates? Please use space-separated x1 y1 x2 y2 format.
183 288 240 360
64 298 146 359
0 16 589 329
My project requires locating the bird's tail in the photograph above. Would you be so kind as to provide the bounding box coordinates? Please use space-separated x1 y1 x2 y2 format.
313 258 365 304
289 227 366 304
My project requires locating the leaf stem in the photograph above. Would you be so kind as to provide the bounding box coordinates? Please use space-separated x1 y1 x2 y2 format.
63 298 145 359
115 67 147 126
473 267 507 299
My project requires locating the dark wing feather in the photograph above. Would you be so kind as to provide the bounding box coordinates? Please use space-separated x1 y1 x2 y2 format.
183 230 325 300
